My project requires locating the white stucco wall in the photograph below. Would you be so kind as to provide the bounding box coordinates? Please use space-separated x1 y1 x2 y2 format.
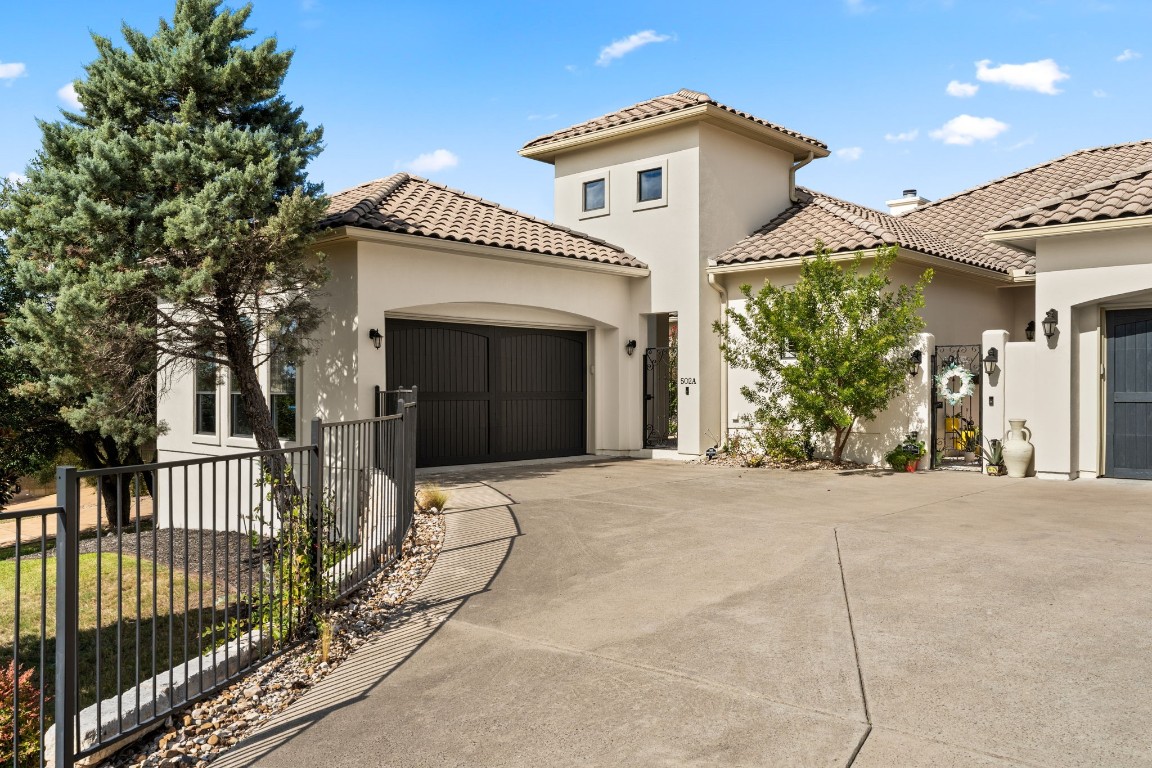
712 250 1024 465
1016 225 1152 479
352 235 648 456
549 122 798 455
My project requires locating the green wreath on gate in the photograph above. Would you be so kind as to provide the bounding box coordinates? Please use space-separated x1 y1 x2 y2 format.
935 363 975 406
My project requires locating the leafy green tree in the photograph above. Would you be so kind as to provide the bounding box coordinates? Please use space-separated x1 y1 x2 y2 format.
1 193 151 519
0 235 73 508
717 244 932 464
0 0 327 484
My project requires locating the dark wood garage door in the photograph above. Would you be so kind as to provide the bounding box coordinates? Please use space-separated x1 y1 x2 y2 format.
385 319 588 467
1106 308 1152 479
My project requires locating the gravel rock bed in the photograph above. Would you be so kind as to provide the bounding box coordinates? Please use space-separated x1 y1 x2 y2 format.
103 506 446 768
690 452 879 471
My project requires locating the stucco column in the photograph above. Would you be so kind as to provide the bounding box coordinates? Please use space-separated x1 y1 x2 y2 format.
1031 296 1076 479
981 329 1010 445
911 332 934 469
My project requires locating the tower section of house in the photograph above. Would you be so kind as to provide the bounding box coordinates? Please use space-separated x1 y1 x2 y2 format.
520 90 829 455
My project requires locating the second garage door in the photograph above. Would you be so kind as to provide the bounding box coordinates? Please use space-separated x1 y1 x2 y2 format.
385 319 588 467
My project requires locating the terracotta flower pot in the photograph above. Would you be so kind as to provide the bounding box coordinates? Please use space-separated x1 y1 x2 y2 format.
906 460 918 473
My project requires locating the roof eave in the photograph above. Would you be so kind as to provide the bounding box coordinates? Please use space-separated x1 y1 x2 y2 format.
707 246 1011 282
316 226 650 277
984 213 1152 254
519 104 829 164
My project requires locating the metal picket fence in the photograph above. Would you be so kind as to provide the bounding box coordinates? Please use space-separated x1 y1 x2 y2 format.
1 389 417 768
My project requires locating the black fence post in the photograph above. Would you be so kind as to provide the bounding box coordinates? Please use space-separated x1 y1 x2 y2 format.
55 466 79 768
309 418 325 609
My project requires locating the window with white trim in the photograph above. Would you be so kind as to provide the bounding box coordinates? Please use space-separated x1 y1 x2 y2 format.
637 167 662 202
582 178 606 212
194 361 217 435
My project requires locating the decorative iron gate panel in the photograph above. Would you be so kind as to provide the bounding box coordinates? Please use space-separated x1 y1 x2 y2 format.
643 346 676 448
931 344 982 470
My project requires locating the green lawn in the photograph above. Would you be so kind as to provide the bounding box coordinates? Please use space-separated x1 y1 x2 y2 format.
0 552 212 713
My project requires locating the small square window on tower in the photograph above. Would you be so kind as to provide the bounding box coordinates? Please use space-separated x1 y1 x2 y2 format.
637 168 663 202
582 178 606 212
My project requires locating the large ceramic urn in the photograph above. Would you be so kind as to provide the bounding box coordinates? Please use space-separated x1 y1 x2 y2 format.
1002 418 1034 478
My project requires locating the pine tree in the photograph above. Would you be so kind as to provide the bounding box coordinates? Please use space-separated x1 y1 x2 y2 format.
1 1 327 494
717 245 932 464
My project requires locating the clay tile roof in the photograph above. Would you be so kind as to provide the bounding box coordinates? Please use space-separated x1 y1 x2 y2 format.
715 188 980 269
320 173 646 269
992 162 1152 231
521 89 827 153
904 139 1152 273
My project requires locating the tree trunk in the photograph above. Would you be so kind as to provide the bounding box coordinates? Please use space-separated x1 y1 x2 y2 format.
831 423 854 465
74 433 134 527
217 296 299 519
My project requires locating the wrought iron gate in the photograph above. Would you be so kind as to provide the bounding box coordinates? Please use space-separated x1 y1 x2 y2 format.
931 344 982 470
643 346 676 448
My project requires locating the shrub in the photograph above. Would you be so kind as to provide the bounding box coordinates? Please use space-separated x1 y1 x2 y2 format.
416 485 449 513
0 661 46 768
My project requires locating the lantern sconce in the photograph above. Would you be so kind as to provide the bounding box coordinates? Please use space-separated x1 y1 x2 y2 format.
982 347 998 376
1025 320 1035 342
625 339 637 356
908 349 923 377
368 328 383 350
1042 309 1058 339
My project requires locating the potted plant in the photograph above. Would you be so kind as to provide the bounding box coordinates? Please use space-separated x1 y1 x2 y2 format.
885 435 926 473
982 437 1005 476
959 422 980 462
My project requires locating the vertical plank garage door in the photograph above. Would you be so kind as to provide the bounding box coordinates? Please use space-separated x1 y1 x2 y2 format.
385 319 588 467
1106 308 1152 479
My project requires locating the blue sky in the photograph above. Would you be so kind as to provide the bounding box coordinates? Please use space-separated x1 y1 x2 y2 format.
1 0 1149 220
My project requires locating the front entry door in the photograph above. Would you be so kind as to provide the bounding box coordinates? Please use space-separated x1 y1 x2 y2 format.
1106 309 1152 479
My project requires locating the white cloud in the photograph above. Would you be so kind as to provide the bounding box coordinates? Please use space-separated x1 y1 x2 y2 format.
595 30 673 67
527 113 558 121
844 0 875 13
884 129 919 143
975 58 1069 94
403 149 459 174
0 61 27 81
836 147 863 161
946 80 979 98
930 114 1009 146
1093 88 1108 98
58 82 82 110
5 171 27 185
564 64 579 73
1115 49 1142 62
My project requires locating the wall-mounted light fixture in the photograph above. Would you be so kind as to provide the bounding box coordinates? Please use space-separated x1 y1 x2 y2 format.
908 349 922 377
982 347 998 376
625 339 637 356
1042 309 1058 339
368 328 383 350
1025 321 1035 342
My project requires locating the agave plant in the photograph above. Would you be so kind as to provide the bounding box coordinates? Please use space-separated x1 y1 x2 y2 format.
982 436 1004 474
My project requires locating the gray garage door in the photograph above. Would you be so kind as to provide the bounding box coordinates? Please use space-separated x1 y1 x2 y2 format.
385 319 588 467
1106 308 1152 479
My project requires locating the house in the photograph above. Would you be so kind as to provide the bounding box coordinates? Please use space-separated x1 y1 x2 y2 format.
156 88 1152 481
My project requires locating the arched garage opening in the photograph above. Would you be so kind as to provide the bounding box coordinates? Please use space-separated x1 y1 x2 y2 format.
384 318 588 467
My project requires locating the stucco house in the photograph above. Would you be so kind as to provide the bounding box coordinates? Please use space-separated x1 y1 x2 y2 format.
157 88 1152 481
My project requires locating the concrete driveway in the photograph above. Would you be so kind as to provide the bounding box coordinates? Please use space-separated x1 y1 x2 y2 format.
219 460 1152 767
